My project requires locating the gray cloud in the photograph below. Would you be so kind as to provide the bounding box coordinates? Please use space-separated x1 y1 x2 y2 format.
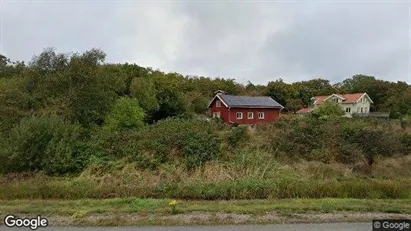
1 1 410 84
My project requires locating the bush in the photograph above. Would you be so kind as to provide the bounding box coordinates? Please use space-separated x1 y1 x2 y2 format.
104 97 145 131
309 101 345 120
136 118 222 168
402 134 411 155
0 115 85 175
227 126 249 147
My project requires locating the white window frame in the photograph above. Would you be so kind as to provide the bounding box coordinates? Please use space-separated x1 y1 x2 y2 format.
247 112 254 119
361 107 364 113
216 100 221 108
236 112 243 119
212 112 220 118
332 98 338 103
258 112 265 119
346 107 351 113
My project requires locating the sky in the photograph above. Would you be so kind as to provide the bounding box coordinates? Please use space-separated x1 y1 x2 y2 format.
0 0 410 85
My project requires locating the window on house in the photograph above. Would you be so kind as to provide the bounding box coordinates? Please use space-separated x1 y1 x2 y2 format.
216 101 221 108
247 112 254 119
212 112 220 118
332 98 338 103
236 112 243 119
258 112 265 119
346 107 351 113
361 107 363 113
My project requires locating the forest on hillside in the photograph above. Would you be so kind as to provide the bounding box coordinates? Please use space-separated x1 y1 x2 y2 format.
0 48 411 178
1 48 411 128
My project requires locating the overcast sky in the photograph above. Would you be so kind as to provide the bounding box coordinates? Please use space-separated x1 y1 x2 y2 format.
0 0 410 84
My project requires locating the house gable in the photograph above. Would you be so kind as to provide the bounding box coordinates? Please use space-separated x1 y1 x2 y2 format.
207 95 228 108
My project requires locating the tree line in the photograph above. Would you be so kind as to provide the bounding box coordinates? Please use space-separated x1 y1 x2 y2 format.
0 48 410 175
1 48 411 131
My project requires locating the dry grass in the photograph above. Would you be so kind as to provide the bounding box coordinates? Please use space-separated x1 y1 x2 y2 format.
1 157 411 200
371 156 411 179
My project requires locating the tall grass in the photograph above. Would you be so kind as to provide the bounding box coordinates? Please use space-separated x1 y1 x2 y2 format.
2 156 411 200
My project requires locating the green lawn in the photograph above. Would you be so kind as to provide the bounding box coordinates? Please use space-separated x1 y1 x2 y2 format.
1 198 411 217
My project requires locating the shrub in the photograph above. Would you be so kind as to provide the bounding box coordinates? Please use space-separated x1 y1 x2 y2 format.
402 134 411 155
0 115 85 175
309 101 345 120
104 97 145 131
136 118 222 168
181 131 220 169
227 126 249 147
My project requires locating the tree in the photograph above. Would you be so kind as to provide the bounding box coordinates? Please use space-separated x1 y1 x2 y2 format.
104 97 145 131
285 98 304 113
24 48 121 127
310 101 345 120
130 77 159 116
382 82 411 118
151 73 186 121
0 115 85 175
264 79 297 109
340 74 391 111
29 47 69 71
0 54 9 67
293 78 335 106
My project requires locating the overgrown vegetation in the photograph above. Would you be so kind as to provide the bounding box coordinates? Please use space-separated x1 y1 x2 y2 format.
1 48 411 200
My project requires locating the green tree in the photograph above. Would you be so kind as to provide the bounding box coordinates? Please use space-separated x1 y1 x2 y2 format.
104 97 145 131
26 48 121 127
340 74 391 111
310 101 344 120
0 115 85 175
382 82 411 119
285 98 304 113
293 78 335 106
151 73 186 121
130 77 159 115
264 78 297 108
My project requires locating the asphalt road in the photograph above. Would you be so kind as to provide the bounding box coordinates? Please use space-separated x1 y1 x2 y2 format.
0 222 372 231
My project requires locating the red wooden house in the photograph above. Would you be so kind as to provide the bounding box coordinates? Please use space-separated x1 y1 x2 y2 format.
208 91 284 125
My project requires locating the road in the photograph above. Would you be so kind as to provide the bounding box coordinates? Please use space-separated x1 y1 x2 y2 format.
0 222 372 231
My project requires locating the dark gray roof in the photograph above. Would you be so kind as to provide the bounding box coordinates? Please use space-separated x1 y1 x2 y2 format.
219 94 283 108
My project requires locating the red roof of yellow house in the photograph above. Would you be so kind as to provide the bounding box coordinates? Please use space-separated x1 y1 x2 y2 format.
312 93 371 105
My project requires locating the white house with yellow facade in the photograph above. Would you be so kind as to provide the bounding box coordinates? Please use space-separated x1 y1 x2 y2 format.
297 93 373 118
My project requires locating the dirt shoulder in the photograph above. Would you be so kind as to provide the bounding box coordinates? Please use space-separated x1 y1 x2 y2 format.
20 212 411 226
1 198 410 226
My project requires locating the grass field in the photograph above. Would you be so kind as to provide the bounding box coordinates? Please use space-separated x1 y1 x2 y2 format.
2 198 411 215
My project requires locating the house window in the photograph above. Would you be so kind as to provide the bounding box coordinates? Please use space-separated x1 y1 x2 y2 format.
361 107 363 113
332 98 338 103
212 112 220 118
247 112 254 119
236 112 243 119
216 101 221 108
346 107 351 113
258 112 265 119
